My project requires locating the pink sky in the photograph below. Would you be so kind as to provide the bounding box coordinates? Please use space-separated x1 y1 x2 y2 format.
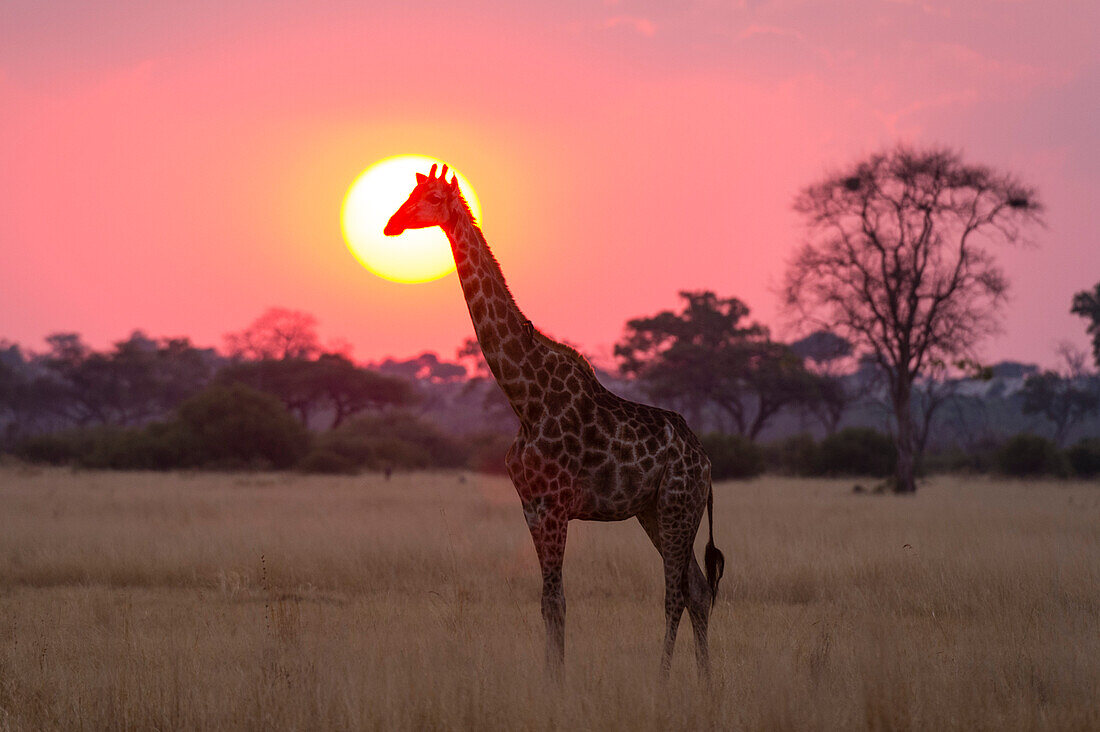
2 1 1097 369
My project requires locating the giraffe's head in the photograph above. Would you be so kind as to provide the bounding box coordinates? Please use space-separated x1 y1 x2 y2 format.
384 164 462 236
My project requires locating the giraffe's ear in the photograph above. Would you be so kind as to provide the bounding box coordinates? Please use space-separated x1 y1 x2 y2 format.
450 174 459 189
416 173 428 184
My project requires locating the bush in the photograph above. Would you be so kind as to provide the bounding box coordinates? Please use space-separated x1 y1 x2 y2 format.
317 411 465 470
922 437 1001 475
1064 438 1100 478
13 423 194 470
699 432 764 480
175 383 310 469
297 448 358 474
995 433 1067 477
13 386 309 471
14 429 101 465
817 427 896 477
77 424 183 470
763 433 821 476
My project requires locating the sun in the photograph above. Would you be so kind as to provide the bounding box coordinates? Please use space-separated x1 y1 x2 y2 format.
341 154 482 284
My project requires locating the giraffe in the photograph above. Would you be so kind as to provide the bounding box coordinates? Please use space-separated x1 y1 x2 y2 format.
384 164 725 679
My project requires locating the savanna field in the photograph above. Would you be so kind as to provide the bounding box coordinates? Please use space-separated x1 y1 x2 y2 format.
0 467 1097 731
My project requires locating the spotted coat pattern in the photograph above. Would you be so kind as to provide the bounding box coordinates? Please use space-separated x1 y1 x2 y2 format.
385 165 724 678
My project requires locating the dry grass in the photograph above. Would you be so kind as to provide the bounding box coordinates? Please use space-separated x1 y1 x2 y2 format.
0 467 1097 730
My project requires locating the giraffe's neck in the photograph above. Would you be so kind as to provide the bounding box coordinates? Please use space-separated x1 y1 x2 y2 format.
441 207 547 421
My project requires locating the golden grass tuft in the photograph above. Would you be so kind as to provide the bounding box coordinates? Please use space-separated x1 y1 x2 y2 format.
0 468 1097 729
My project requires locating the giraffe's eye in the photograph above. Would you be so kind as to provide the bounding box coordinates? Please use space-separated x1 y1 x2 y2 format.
427 193 443 204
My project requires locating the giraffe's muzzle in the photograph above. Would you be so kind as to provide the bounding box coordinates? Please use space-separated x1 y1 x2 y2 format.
383 214 407 236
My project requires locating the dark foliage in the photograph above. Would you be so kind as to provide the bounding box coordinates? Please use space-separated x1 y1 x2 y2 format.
21 332 217 429
174 384 310 469
14 429 106 466
784 145 1042 492
297 448 359 474
217 354 416 428
699 432 764 480
223 308 323 361
315 411 466 471
922 437 1002 475
817 428 896 477
762 433 821 476
1021 371 1100 446
10 388 307 471
617 291 815 439
377 351 468 382
995 433 1067 477
1065 438 1100 478
1071 282 1100 369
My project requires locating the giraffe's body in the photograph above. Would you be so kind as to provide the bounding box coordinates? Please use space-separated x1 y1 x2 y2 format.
385 165 724 678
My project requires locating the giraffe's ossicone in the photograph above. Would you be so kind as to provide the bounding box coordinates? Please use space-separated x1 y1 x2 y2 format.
385 164 725 680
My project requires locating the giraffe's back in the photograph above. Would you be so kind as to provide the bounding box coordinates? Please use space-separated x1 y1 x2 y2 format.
516 382 710 522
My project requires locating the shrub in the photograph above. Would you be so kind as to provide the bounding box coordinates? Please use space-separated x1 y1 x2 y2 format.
763 433 821 476
14 429 100 465
77 425 177 470
13 386 308 471
175 383 310 469
317 411 465 470
699 432 764 480
922 437 1001 475
995 433 1067 477
817 427 896 477
297 448 359 474
1064 437 1100 478
13 423 192 470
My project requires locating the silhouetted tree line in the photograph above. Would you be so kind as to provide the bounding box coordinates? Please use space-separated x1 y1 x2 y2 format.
0 310 416 439
3 146 1098 481
610 288 1100 482
0 307 523 473
4 290 1096 479
613 145 1097 490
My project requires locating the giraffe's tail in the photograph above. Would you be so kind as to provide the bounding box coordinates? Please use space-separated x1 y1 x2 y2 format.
704 483 725 608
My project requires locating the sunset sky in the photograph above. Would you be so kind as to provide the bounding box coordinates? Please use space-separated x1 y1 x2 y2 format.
2 1 1097 369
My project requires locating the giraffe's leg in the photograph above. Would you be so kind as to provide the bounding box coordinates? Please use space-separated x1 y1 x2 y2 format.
636 504 661 554
507 441 571 678
684 554 713 679
643 504 699 678
525 506 568 680
656 487 694 679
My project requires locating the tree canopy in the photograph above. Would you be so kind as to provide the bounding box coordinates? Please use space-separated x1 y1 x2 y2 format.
616 291 814 439
1071 282 1100 369
223 307 325 361
217 354 417 429
783 145 1042 491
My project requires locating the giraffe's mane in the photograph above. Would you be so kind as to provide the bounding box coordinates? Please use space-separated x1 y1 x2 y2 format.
445 184 593 377
450 188 479 228
531 329 597 377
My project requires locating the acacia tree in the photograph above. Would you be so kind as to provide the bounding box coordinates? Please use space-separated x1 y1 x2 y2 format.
782 146 1042 492
1071 282 1100 369
1022 344 1099 445
218 354 415 428
789 330 856 435
33 332 216 426
224 308 323 361
616 291 814 439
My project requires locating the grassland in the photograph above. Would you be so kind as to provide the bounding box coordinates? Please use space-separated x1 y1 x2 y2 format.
0 467 1097 730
